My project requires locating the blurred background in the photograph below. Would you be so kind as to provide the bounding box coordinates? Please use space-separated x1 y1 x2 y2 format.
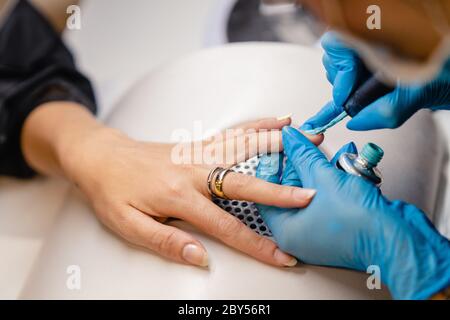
64 0 322 119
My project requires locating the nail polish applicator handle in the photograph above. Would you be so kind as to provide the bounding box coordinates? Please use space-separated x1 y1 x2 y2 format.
343 75 395 118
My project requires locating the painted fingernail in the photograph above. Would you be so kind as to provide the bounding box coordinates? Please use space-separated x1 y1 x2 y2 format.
277 114 292 121
182 244 209 267
294 188 317 200
274 249 298 267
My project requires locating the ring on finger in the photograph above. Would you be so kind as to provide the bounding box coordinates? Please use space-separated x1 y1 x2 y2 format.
207 167 223 197
207 167 232 199
213 168 233 199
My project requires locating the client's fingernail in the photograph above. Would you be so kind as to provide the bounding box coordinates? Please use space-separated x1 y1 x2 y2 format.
294 188 317 200
182 244 209 267
277 114 292 121
274 249 298 267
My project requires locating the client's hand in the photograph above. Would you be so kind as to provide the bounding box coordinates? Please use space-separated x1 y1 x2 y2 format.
24 103 323 268
256 127 450 299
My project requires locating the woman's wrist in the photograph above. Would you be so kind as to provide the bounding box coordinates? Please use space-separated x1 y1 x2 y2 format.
22 101 106 178
51 108 128 186
58 124 130 190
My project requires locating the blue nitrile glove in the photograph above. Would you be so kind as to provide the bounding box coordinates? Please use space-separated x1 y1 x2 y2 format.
302 31 450 132
256 126 450 299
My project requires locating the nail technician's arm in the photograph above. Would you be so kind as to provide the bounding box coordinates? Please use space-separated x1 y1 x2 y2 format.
21 103 323 267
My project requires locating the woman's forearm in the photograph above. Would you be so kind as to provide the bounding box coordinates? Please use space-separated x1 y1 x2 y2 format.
21 101 104 178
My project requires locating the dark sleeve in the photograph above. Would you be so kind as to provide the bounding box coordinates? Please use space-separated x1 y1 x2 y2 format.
0 0 97 179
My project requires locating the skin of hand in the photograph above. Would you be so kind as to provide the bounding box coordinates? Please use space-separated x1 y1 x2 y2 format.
301 32 450 132
256 126 450 299
21 102 324 268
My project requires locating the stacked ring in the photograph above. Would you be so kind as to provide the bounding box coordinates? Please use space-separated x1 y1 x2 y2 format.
206 167 222 197
207 167 233 199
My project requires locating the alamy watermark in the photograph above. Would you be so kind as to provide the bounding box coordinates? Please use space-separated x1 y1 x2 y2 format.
66 5 81 30
366 265 381 290
367 5 381 30
66 264 81 290
63 3 382 31
170 121 282 168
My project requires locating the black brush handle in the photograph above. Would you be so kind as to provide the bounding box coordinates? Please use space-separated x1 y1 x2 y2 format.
343 76 395 118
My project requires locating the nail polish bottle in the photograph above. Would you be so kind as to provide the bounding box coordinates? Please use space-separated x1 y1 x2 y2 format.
337 142 384 186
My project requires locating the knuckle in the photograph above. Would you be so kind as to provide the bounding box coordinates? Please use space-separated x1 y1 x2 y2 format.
181 164 195 178
111 210 136 241
231 173 252 190
253 237 274 255
255 118 275 130
165 179 187 199
217 216 243 240
154 229 179 254
266 185 286 204
283 186 298 203
254 119 265 129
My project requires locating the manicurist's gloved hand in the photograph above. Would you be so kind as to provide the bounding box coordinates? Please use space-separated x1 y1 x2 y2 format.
256 126 450 299
302 32 450 132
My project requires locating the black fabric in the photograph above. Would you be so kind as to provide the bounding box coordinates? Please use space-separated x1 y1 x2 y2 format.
0 0 97 178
